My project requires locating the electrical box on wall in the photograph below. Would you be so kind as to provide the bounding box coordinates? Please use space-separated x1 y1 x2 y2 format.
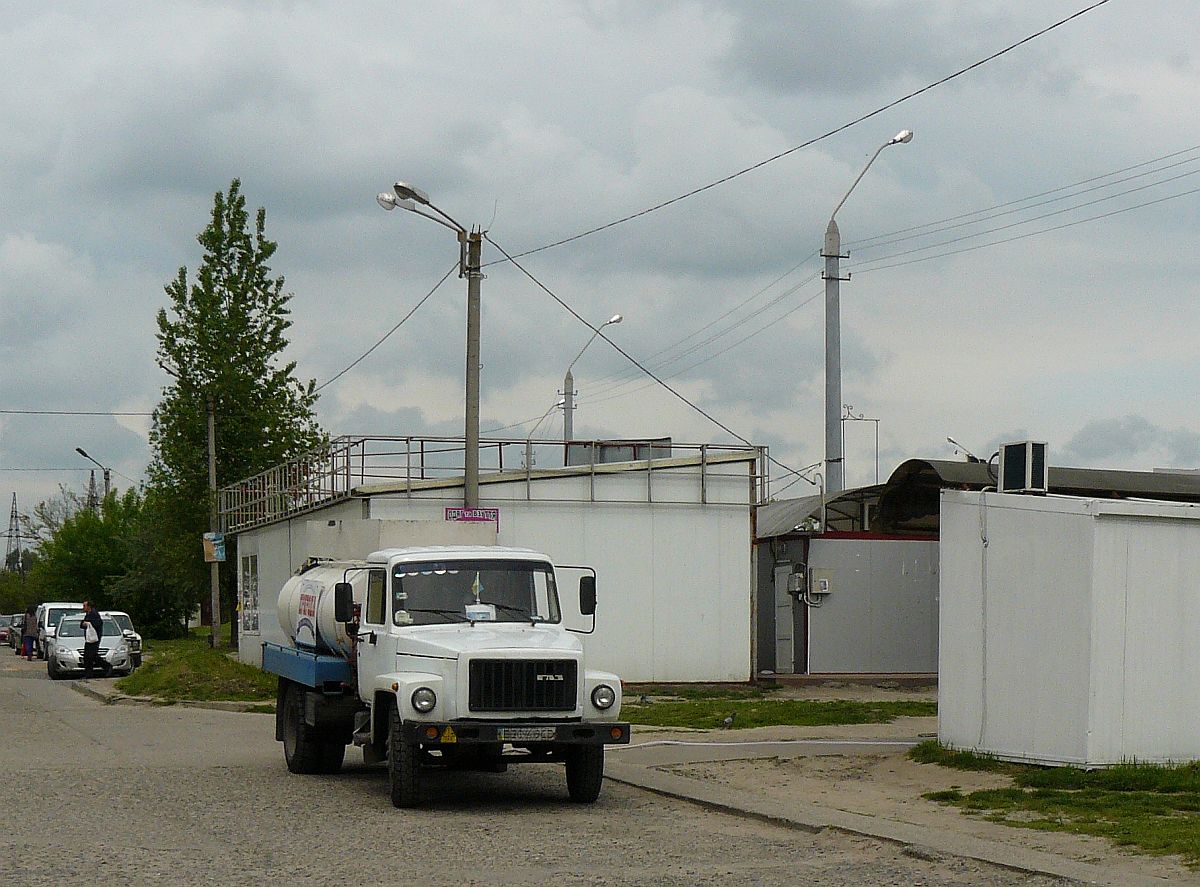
998 441 1048 494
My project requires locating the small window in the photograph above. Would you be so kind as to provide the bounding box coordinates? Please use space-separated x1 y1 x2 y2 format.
365 569 386 625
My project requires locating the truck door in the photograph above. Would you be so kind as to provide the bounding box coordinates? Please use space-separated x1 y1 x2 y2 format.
357 568 389 702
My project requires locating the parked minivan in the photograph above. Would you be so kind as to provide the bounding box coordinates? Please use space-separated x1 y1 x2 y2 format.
34 602 84 660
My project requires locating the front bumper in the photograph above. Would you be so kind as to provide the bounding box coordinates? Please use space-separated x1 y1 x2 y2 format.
404 720 630 747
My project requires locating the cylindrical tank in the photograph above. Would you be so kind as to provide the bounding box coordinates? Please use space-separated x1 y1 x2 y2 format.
277 561 369 657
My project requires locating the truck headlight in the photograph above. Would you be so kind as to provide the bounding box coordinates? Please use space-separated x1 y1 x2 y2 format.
591 684 616 710
411 687 437 713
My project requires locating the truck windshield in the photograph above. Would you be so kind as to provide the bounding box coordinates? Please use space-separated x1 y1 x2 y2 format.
391 560 561 626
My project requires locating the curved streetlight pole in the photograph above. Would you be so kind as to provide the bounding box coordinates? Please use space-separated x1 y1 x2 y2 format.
379 184 483 508
75 447 111 500
823 129 912 494
562 314 622 441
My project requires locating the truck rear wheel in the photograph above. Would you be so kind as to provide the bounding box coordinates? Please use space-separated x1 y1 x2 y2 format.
283 684 323 774
565 745 605 803
388 704 421 808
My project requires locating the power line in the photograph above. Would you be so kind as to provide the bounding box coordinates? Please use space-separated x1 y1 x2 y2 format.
854 183 1200 274
844 142 1200 249
484 233 802 481
488 0 1112 263
0 409 152 416
314 262 457 393
850 151 1200 254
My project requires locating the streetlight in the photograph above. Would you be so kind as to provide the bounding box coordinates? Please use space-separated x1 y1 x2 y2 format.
524 400 566 471
841 404 881 485
823 129 913 494
562 313 622 441
75 447 111 500
378 182 484 508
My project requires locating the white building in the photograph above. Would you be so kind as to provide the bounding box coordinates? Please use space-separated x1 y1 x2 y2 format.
223 435 766 683
940 489 1200 766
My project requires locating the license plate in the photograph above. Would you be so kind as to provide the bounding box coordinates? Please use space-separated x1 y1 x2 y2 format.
497 727 557 741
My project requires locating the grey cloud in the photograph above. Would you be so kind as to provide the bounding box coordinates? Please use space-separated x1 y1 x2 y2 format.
1061 416 1200 468
719 2 977 96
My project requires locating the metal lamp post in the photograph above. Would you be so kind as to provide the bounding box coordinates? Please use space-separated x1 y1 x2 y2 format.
841 404 881 485
823 129 912 494
378 183 483 508
75 447 111 500
562 313 622 441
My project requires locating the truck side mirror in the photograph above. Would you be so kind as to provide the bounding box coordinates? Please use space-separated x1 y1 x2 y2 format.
333 582 354 624
579 576 596 616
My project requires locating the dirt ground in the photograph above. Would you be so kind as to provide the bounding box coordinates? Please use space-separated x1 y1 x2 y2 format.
638 710 1200 885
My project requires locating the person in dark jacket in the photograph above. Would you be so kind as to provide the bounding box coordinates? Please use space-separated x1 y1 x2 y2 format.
80 600 107 678
21 606 36 661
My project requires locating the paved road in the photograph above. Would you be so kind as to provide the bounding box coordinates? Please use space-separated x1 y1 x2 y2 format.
0 660 1059 886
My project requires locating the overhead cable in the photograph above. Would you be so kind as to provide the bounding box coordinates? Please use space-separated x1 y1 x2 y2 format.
314 262 458 393
489 0 1112 263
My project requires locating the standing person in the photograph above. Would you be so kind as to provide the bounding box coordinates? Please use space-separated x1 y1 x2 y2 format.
21 606 36 661
80 600 105 678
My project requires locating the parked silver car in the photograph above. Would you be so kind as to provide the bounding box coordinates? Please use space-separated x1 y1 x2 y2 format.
46 615 133 679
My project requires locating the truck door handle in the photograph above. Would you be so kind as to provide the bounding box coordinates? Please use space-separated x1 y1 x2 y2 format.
356 631 376 645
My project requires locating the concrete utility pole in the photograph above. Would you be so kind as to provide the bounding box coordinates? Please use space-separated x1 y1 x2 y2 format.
207 394 221 648
464 230 482 508
823 129 912 494
378 183 483 509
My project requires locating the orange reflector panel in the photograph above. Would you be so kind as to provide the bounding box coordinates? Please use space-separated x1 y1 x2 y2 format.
610 727 623 739
425 726 440 740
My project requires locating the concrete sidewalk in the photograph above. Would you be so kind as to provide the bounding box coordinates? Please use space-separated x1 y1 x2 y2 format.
605 732 1188 887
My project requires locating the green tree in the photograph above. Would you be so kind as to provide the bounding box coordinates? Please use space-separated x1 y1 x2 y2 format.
26 489 143 609
148 179 324 634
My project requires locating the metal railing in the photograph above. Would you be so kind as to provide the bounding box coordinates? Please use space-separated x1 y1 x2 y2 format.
219 435 768 533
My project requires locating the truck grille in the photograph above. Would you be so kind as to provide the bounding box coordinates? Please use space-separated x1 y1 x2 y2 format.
468 659 577 712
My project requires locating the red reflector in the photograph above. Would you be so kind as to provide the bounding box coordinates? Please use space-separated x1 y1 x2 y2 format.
610 726 623 739
424 726 440 740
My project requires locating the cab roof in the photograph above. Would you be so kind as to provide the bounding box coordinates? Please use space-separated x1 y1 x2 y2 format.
366 545 551 566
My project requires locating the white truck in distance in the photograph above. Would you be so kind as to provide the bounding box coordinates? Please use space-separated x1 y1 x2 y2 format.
262 545 629 807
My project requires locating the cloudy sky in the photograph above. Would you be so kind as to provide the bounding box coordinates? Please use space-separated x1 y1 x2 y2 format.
2 0 1198 517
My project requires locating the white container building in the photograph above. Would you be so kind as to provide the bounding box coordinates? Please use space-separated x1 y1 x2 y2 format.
939 489 1200 766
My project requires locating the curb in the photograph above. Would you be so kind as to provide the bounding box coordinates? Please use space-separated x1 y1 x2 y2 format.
67 681 273 713
604 763 1177 887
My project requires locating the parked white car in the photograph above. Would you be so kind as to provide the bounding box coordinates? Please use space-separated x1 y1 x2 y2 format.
102 610 143 668
46 615 133 679
34 602 83 660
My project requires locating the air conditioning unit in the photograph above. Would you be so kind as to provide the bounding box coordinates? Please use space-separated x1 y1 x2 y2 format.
998 440 1048 494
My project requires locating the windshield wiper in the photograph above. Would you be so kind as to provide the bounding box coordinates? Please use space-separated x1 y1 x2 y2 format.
481 601 544 625
403 608 469 622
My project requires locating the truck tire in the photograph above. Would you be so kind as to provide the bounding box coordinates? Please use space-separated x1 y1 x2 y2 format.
388 704 421 808
565 745 604 803
282 684 323 774
318 739 346 774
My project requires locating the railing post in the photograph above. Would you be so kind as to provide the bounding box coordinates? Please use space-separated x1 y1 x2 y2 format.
700 443 708 505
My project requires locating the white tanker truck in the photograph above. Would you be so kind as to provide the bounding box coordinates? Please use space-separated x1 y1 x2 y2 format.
261 545 629 807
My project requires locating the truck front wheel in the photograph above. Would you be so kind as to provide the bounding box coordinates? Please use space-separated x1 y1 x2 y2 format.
388 705 421 808
565 745 605 803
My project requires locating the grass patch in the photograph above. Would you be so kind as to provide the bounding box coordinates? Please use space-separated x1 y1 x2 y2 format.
115 628 275 703
624 696 935 730
911 742 1200 865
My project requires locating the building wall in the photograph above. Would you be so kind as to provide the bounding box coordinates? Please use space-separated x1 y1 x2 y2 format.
805 538 938 673
237 458 756 682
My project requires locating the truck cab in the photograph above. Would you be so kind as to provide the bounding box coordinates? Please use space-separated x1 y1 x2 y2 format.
265 546 628 807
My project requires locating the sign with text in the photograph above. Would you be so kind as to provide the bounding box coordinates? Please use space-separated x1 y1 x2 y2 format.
445 507 500 530
202 532 226 563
